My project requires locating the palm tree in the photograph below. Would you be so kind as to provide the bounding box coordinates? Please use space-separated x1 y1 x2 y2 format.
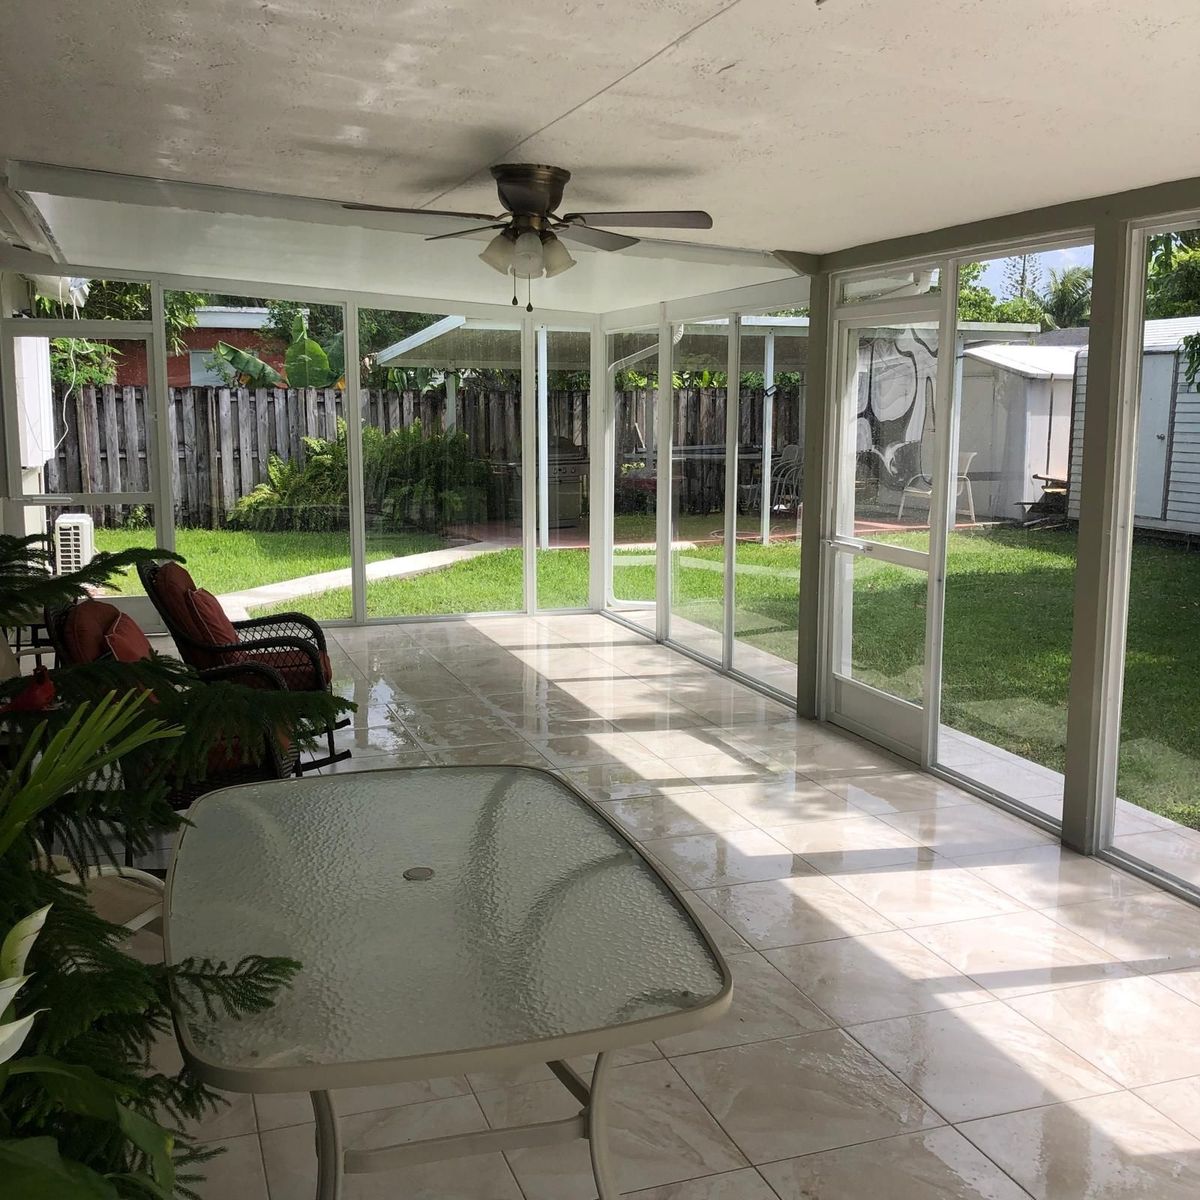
1041 265 1093 329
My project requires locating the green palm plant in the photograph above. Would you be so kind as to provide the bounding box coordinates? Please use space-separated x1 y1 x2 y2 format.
1041 265 1093 329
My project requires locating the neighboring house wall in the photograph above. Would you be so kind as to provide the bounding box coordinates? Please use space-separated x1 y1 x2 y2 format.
114 328 285 386
1068 349 1200 535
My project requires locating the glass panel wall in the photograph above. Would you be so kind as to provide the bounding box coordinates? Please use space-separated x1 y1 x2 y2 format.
357 309 523 618
535 327 590 610
731 314 806 696
143 290 353 620
935 247 1093 820
1109 223 1200 884
608 328 659 632
670 318 729 662
840 322 939 549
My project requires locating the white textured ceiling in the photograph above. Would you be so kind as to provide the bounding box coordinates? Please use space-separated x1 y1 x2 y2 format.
2 0 1199 258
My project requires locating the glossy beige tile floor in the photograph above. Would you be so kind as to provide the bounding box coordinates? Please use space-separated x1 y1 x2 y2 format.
179 614 1200 1200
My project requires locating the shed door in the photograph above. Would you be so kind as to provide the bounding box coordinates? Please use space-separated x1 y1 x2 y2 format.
1133 353 1175 520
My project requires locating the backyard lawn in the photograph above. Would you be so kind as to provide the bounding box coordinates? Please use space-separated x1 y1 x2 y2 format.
95 528 443 598
97 520 1200 828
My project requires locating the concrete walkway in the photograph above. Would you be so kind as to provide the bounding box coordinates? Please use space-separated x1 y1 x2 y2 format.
219 542 507 619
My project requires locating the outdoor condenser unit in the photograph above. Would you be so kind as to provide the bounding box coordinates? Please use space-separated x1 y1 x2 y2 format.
55 513 96 574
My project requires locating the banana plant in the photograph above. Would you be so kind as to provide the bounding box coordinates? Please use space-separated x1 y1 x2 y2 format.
0 907 176 1198
213 312 345 389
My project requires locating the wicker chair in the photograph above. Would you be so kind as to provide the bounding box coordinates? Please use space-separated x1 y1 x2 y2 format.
45 598 301 801
136 558 349 771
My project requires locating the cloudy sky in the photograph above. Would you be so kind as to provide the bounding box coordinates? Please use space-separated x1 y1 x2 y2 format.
977 243 1094 296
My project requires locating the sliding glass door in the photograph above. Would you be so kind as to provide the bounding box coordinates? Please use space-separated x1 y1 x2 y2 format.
824 313 941 757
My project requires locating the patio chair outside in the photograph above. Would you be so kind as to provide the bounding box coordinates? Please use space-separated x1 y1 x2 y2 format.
897 450 978 524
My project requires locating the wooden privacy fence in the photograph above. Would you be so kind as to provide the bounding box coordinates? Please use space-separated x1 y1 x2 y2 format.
45 377 805 527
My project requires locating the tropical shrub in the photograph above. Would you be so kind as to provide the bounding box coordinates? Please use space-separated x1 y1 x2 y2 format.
230 418 491 534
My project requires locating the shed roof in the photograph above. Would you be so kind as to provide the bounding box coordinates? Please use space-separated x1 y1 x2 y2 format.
964 343 1081 380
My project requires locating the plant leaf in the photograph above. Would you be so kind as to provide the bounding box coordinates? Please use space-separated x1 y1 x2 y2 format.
285 335 333 388
0 1011 41 1064
0 905 50 977
0 973 30 1015
0 1137 118 1199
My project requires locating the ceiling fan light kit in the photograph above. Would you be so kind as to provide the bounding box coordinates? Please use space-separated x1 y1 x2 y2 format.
347 162 713 309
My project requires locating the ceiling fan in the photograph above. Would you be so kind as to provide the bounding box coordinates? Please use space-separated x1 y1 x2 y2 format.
342 163 712 285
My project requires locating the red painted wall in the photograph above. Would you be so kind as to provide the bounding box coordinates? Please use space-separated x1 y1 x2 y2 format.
114 328 286 386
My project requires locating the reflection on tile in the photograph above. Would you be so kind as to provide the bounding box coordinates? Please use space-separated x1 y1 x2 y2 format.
960 1091 1200 1200
1043 891 1200 972
909 910 1134 999
1009 975 1200 1088
429 742 551 768
766 815 922 870
951 843 1153 909
684 892 754 956
535 730 650 768
655 953 831 1055
828 862 1024 929
321 751 433 775
879 805 1054 856
766 931 992 1025
625 1169 778 1200
253 1076 471 1131
500 1060 745 1200
823 771 981 815
643 829 812 889
761 1127 1030 1200
601 791 753 841
704 776 863 827
699 876 894 950
331 722 421 757
851 1001 1119 1122
565 759 697 801
260 1097 520 1200
191 1133 268 1200
1136 1075 1200 1140
673 1031 939 1163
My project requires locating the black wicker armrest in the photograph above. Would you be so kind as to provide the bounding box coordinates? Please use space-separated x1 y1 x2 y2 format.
232 611 328 650
198 662 288 691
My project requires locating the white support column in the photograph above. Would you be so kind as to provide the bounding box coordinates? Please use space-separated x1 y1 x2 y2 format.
588 319 608 611
797 273 832 717
655 307 672 642
537 326 550 552
444 370 457 432
148 283 176 552
721 313 740 671
760 330 775 545
922 260 961 767
521 314 538 613
1061 216 1144 853
344 301 368 625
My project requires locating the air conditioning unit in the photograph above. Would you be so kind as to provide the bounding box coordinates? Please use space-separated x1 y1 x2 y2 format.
55 513 96 574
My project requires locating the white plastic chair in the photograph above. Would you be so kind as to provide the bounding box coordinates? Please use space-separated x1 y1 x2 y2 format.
897 451 977 524
52 858 165 934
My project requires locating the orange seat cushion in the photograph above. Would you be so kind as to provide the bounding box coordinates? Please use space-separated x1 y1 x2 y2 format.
185 588 241 649
63 600 121 665
104 611 154 663
243 647 332 691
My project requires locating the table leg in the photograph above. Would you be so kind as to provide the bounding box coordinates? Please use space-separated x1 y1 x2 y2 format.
587 1051 620 1199
311 1090 344 1200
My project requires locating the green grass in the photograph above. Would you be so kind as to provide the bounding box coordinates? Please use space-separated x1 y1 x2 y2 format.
95 527 444 597
100 520 1200 829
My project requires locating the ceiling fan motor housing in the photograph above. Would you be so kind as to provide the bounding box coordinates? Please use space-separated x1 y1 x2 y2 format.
490 163 572 219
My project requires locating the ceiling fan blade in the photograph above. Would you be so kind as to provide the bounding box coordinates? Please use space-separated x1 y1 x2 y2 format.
341 203 500 222
424 222 508 243
561 210 713 230
555 224 640 252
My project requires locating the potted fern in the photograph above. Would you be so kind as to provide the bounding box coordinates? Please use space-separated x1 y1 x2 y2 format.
0 535 352 1196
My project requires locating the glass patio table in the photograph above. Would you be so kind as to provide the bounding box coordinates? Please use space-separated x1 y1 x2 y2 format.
164 766 731 1199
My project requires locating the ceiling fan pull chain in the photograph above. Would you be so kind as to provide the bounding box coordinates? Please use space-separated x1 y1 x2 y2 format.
526 274 534 313
511 272 518 307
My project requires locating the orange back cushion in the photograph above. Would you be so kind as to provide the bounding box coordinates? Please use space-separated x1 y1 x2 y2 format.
104 611 154 663
62 600 121 665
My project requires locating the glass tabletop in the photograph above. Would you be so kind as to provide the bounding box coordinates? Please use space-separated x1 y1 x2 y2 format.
165 767 727 1085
